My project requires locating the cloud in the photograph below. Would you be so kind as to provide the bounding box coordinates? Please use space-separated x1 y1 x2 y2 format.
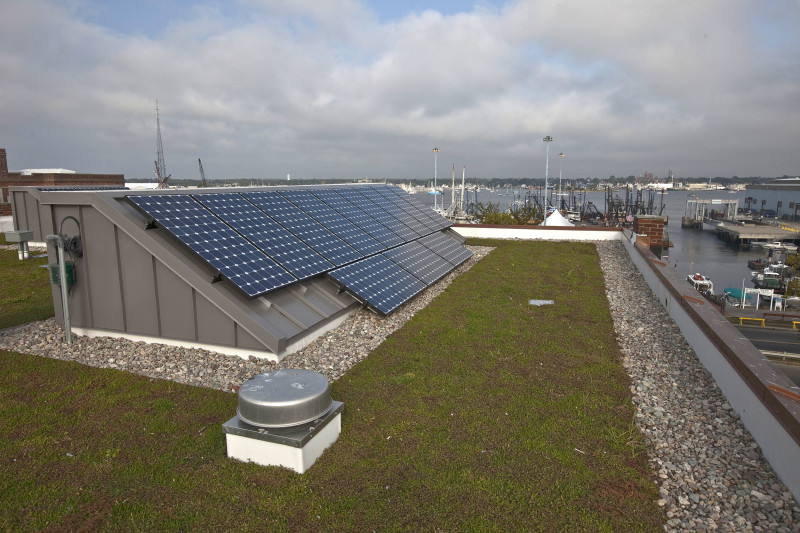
0 0 797 180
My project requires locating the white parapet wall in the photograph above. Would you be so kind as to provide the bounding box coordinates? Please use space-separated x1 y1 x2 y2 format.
451 224 800 497
621 232 800 497
452 224 622 241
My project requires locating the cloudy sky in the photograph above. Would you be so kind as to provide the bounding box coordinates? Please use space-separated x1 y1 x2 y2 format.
1 0 798 182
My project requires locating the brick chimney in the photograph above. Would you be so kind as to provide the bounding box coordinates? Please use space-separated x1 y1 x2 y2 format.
0 148 9 211
633 215 666 258
0 148 7 180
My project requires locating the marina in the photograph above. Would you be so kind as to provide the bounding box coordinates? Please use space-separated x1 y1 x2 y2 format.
421 187 796 295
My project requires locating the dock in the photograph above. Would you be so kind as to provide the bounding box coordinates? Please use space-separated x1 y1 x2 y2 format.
713 221 797 247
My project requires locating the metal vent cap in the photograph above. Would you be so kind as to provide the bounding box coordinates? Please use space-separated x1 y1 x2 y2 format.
237 369 333 428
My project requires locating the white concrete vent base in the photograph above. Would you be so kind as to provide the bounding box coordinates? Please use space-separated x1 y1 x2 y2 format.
222 403 343 474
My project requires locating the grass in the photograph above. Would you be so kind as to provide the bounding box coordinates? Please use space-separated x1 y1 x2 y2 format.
0 239 665 531
0 235 54 329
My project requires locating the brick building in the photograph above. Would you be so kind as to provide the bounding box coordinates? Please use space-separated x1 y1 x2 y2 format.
0 148 124 215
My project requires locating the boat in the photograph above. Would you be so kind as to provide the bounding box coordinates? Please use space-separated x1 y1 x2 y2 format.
687 273 714 295
762 241 798 253
747 258 768 270
753 276 784 293
785 296 800 309
752 266 783 282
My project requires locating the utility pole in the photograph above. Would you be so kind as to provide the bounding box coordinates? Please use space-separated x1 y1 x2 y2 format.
542 136 554 225
558 152 565 208
432 147 439 211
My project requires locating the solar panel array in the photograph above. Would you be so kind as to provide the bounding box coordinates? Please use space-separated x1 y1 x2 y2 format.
128 186 471 315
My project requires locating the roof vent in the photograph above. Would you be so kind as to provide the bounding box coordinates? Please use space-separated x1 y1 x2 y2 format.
222 369 343 473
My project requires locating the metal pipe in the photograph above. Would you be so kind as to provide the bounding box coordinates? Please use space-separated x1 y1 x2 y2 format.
56 236 72 344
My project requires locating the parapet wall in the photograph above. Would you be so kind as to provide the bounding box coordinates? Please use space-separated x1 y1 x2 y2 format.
452 223 800 496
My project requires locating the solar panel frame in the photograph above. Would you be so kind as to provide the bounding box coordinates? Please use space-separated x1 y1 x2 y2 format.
243 191 363 267
192 193 334 280
277 189 386 256
127 194 297 297
381 241 455 285
328 254 427 315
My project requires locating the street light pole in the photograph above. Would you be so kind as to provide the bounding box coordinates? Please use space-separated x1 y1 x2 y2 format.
433 147 439 211
542 136 553 225
558 152 565 208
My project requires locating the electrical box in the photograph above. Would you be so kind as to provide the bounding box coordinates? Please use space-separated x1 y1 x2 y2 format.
48 262 77 289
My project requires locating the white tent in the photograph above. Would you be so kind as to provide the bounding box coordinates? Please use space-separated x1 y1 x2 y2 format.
542 210 574 226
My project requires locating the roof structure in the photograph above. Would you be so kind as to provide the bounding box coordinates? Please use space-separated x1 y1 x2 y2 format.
9 184 470 361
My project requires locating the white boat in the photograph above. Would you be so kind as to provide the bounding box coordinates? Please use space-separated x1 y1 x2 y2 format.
762 241 798 253
687 273 713 295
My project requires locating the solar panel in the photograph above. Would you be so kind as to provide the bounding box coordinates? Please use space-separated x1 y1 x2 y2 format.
335 188 418 242
244 191 363 266
382 241 455 284
309 189 406 248
127 186 472 315
127 194 296 296
418 231 473 266
369 186 439 236
359 187 428 236
328 254 427 315
277 189 385 256
386 186 452 232
192 193 333 280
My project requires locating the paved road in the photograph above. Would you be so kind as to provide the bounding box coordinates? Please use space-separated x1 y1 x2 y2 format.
737 326 800 354
737 326 800 386
773 363 800 387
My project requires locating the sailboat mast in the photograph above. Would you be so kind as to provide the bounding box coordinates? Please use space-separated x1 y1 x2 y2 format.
460 166 466 213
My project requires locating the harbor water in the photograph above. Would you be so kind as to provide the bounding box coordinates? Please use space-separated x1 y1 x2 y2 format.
422 188 771 293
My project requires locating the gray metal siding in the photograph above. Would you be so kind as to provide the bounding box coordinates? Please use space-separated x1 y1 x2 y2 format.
118 230 160 336
78 207 125 332
268 291 325 328
289 283 350 316
155 261 197 340
235 325 265 350
196 294 236 346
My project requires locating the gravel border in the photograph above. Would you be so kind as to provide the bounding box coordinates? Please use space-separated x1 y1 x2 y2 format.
1 241 798 530
598 240 798 532
0 245 494 390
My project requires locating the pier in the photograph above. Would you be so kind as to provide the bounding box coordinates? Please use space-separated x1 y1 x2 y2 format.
681 198 738 228
714 221 799 247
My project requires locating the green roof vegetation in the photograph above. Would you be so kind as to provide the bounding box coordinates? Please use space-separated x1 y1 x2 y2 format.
0 235 54 329
0 239 664 531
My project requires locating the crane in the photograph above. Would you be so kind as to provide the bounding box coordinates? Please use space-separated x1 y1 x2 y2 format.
198 158 207 187
154 100 170 189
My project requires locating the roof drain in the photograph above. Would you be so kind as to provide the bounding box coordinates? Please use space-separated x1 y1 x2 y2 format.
222 369 343 473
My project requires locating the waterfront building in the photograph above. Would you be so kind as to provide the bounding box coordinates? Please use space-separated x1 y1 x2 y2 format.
747 177 800 220
0 148 124 215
